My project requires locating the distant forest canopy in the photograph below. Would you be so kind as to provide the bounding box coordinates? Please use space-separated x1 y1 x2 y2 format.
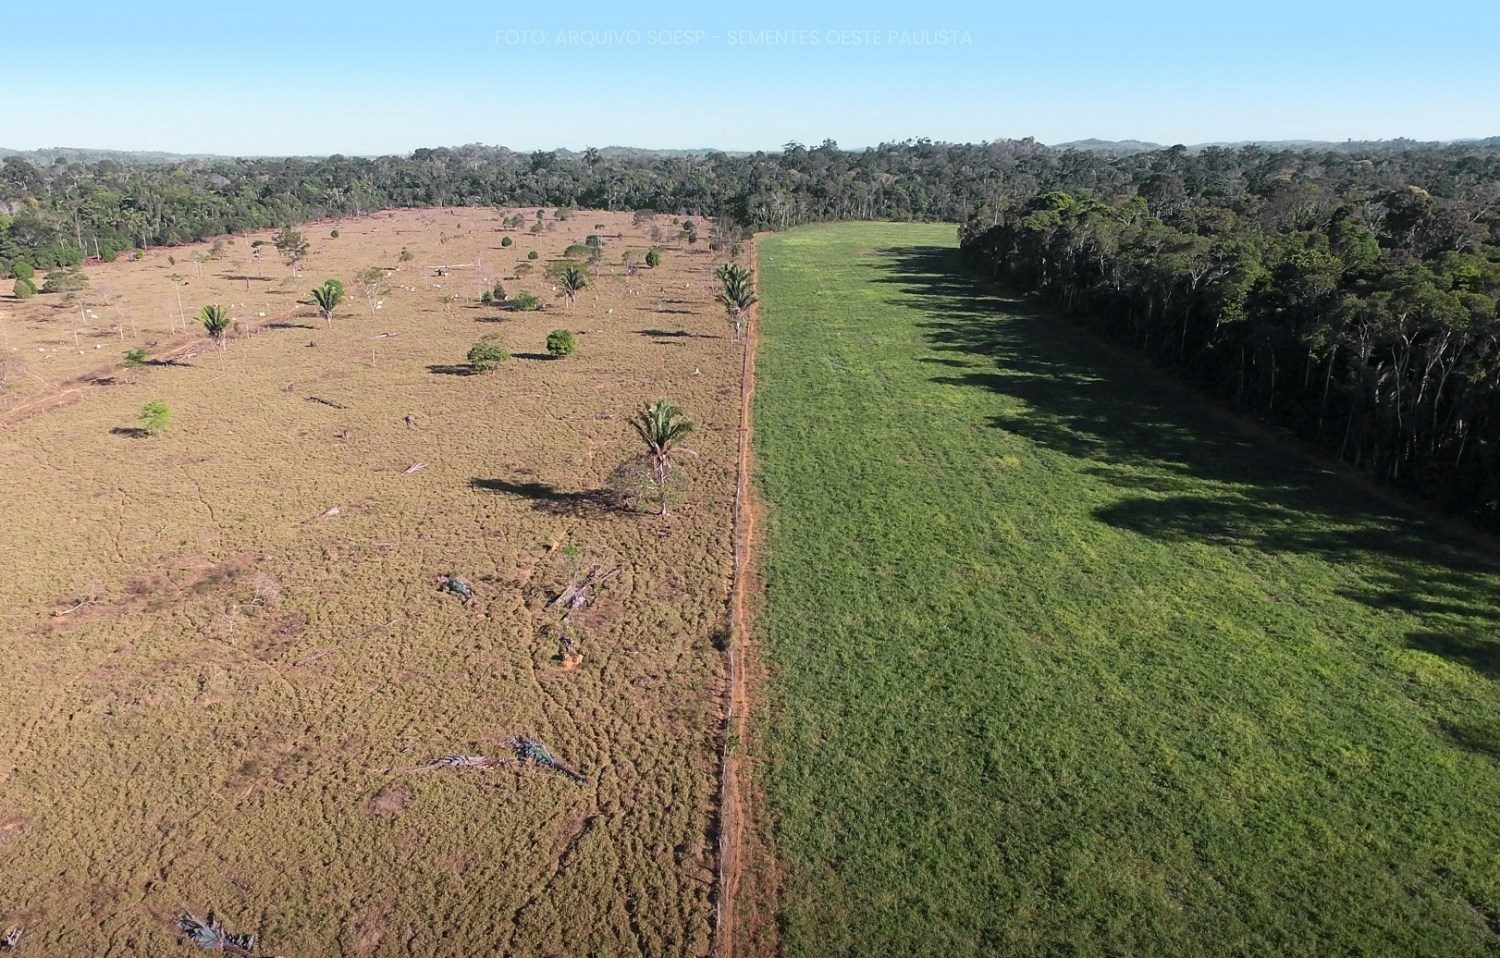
2 138 1497 270
3 137 1498 525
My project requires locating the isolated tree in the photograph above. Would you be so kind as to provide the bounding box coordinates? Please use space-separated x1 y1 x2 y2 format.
311 279 344 328
559 265 589 310
354 266 385 320
501 236 513 248
546 328 576 358
467 334 510 372
645 247 661 269
273 226 309 273
631 400 694 516
121 348 147 383
198 304 231 351
139 400 171 436
716 262 758 342
510 291 541 311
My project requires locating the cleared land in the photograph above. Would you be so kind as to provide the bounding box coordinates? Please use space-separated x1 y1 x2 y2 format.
0 209 737 955
753 223 1500 956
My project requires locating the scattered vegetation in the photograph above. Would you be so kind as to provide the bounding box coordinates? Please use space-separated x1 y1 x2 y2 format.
310 279 344 328
138 399 171 436
558 265 589 310
273 226 309 273
715 262 758 341
629 400 693 515
466 334 509 371
545 328 575 358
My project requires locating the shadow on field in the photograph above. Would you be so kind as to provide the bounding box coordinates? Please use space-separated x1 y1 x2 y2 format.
874 243 1500 683
470 477 614 515
427 363 479 377
109 426 150 439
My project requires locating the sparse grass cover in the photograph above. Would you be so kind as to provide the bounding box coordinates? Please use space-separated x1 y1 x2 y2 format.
754 223 1500 956
0 208 736 956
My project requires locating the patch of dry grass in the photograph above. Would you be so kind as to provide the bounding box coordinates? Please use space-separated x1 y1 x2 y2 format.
0 208 738 956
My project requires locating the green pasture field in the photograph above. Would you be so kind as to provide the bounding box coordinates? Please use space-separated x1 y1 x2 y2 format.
752 222 1500 956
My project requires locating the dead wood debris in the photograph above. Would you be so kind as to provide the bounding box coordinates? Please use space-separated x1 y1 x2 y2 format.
547 565 620 617
177 912 255 956
416 737 587 783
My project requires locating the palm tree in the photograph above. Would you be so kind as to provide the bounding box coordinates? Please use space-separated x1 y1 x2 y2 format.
559 265 589 310
716 263 758 342
631 400 693 515
199 304 231 348
311 279 344 329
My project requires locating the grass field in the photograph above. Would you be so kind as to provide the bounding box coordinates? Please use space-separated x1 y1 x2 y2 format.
753 223 1500 956
0 209 736 955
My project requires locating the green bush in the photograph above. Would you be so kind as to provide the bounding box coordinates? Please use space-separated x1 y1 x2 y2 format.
501 236 513 247
13 277 36 299
527 250 539 260
139 400 171 436
546 328 576 357
511 291 541 311
467 334 510 371
645 247 661 268
10 260 34 282
563 244 590 260
480 281 506 306
42 267 88 294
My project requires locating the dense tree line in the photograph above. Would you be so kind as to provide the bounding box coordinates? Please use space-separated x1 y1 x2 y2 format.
960 149 1500 529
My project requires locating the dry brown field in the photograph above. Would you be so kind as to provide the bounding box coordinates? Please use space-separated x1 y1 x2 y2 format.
0 207 739 956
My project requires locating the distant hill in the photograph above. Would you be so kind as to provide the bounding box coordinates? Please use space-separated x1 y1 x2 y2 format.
1051 137 1500 155
0 146 235 165
1051 138 1166 155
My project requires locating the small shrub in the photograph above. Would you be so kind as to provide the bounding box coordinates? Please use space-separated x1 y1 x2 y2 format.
563 244 590 261
467 334 510 371
501 236 513 247
10 260 34 282
585 235 603 249
13 277 35 299
42 267 89 294
398 247 415 262
511 291 541 311
330 229 340 238
546 328 576 357
645 247 661 269
527 250 539 260
140 400 171 436
133 250 145 260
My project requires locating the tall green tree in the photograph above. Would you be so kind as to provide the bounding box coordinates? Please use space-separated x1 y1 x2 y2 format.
630 400 693 515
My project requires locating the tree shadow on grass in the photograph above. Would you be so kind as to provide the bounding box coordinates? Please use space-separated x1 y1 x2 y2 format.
470 477 615 516
872 242 1500 681
1407 628 1499 680
110 426 150 439
512 352 556 362
427 363 479 377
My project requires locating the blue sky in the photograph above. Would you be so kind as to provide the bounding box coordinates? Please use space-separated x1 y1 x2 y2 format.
6 0 1496 155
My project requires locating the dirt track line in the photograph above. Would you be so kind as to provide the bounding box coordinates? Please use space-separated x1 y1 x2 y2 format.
714 237 768 958
0 308 304 430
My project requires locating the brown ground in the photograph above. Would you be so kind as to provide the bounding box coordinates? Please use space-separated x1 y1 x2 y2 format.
0 208 739 956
